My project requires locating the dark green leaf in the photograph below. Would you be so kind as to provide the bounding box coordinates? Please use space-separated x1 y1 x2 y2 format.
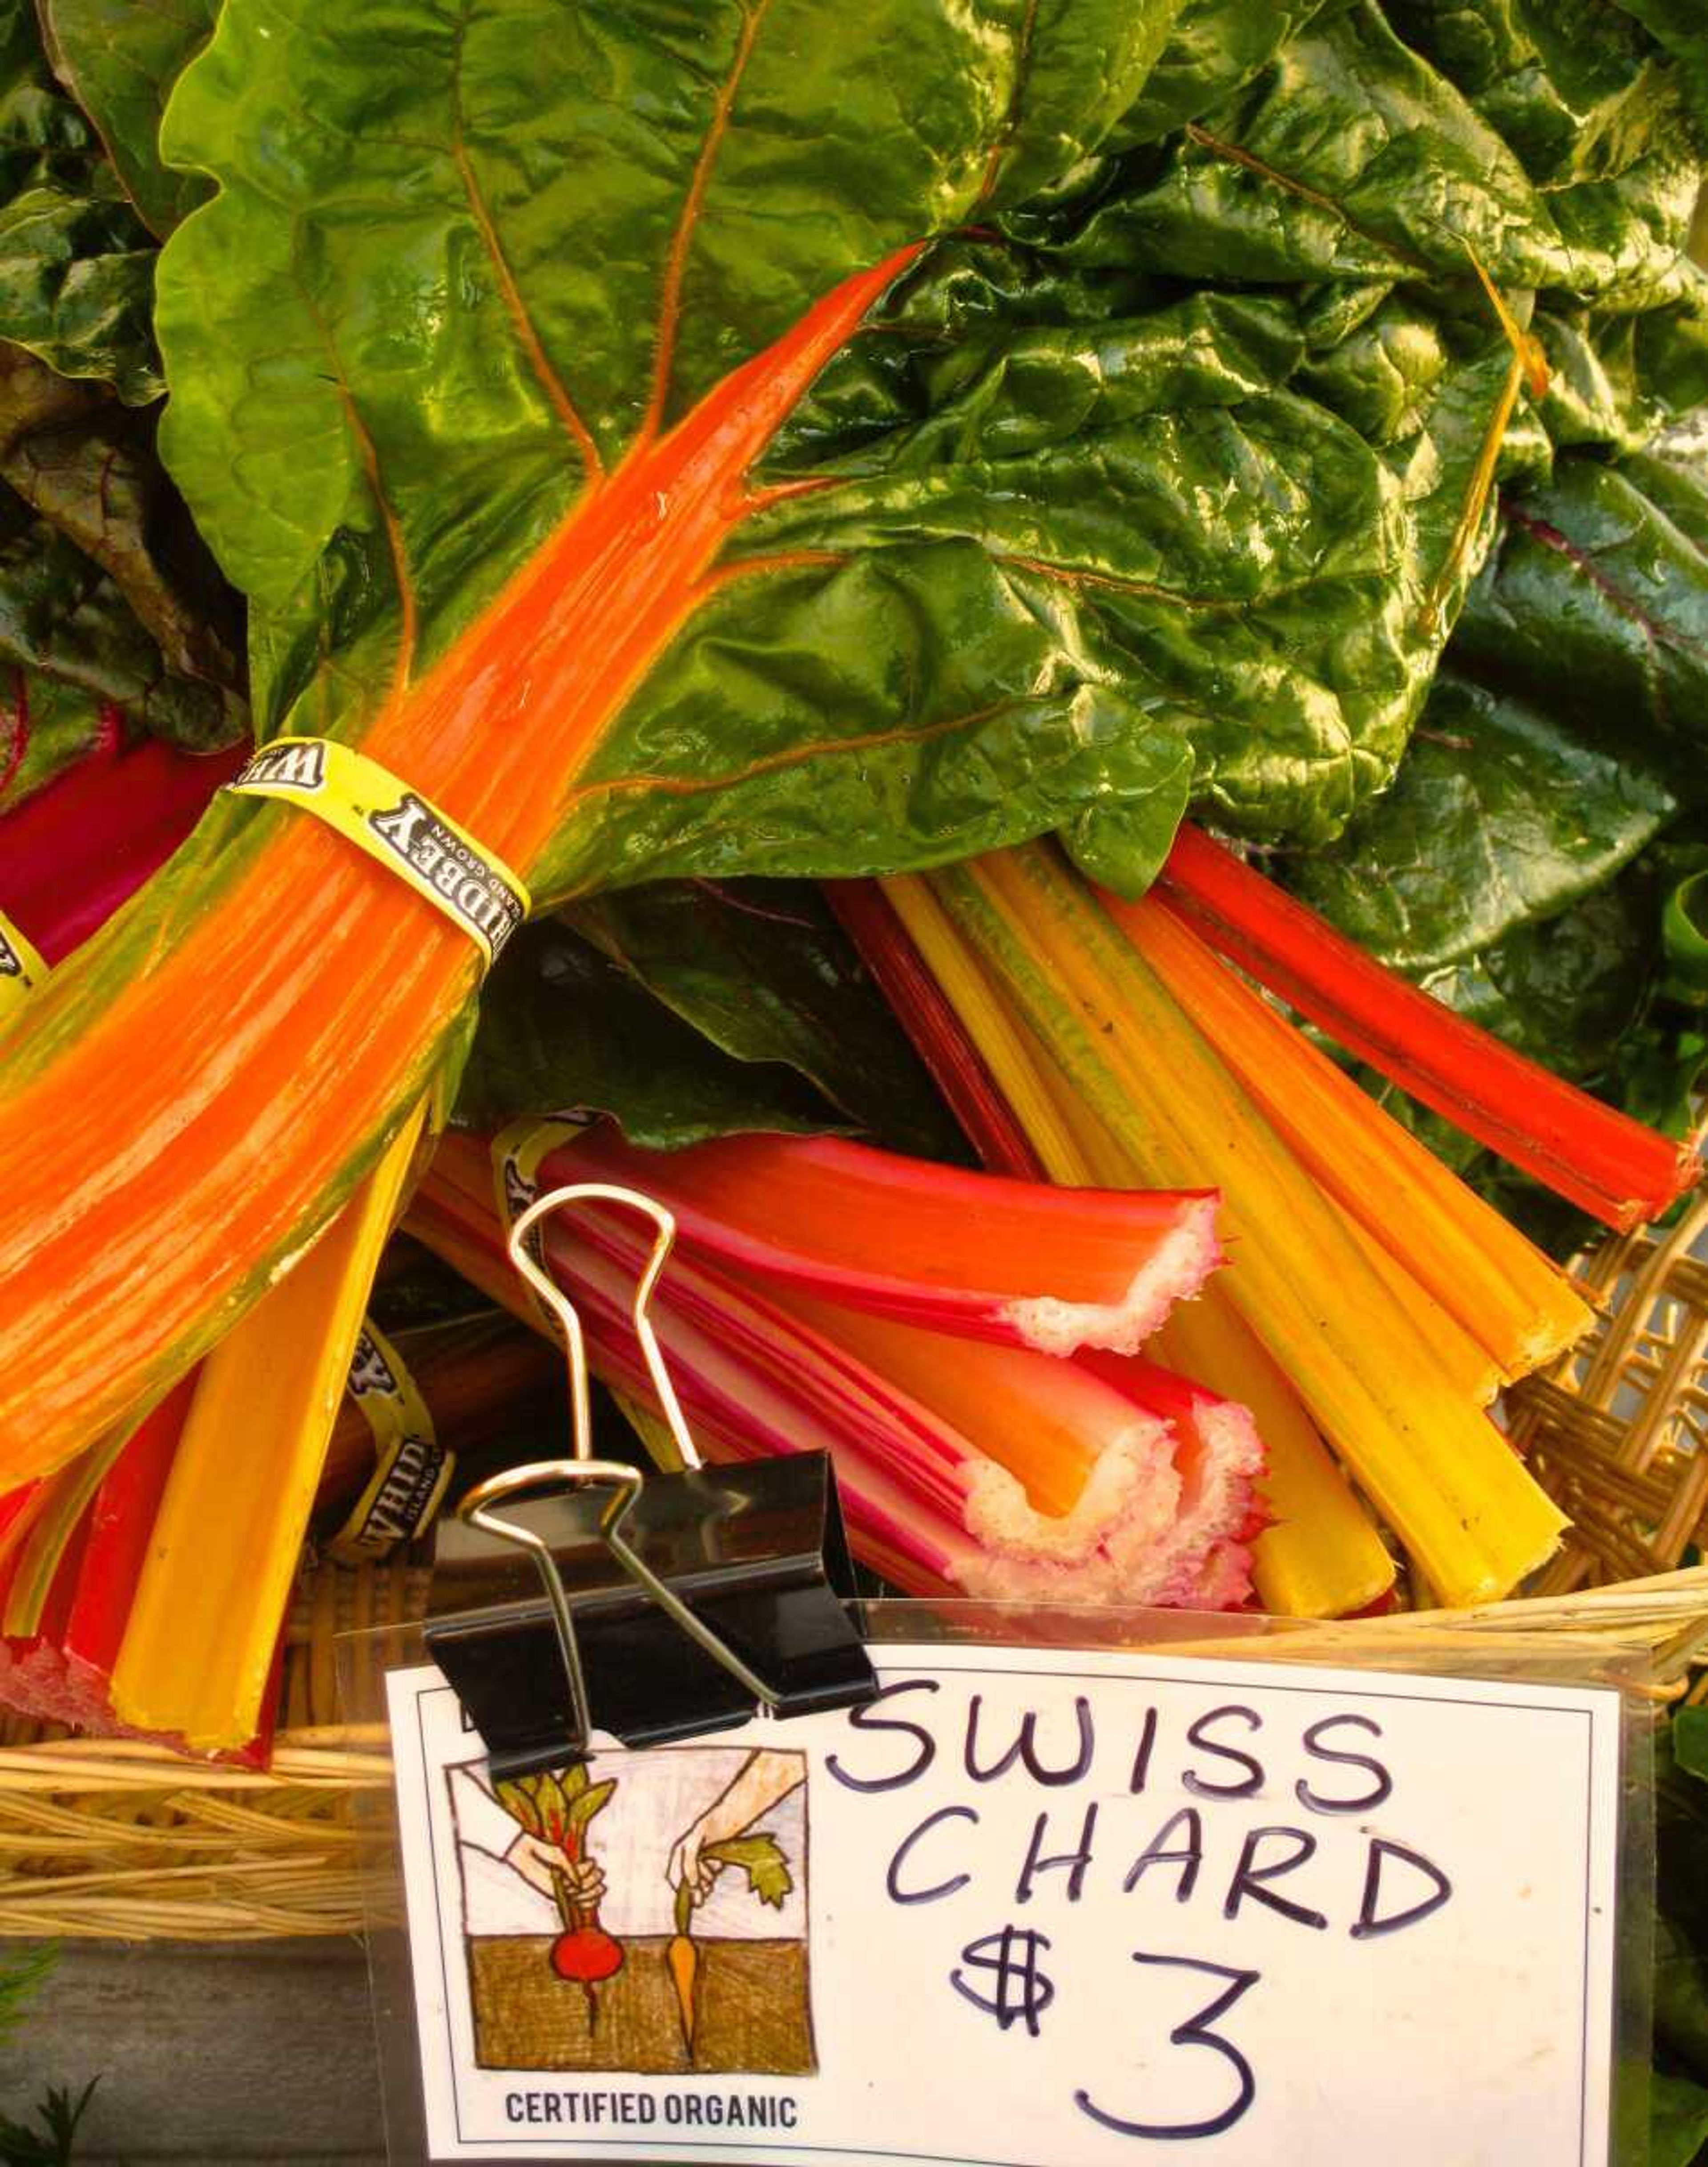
565 880 962 1160
1612 0 1708 145
456 919 844 1148
0 358 246 813
1532 305 1655 455
1414 870 1657 1077
0 2 158 402
1664 869 1708 992
0 342 242 734
745 287 1483 853
151 0 1247 902
1386 0 1676 185
1110 0 1340 150
0 2076 96 2167
1453 451 1708 794
1661 1715 1708 1949
1674 1707 1708 1784
1656 1910 1708 2086
150 0 1487 909
1651 2071 1708 2167
1288 670 1677 971
1297 296 1462 450
1051 2 1698 302
40 0 217 237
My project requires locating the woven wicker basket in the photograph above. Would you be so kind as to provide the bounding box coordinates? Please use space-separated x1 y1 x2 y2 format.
1511 1193 1708 1595
2 1197 1706 1941
0 1554 427 1939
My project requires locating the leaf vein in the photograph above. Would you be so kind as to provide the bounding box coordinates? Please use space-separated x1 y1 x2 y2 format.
561 696 1029 821
290 239 418 699
644 0 778 439
450 4 604 483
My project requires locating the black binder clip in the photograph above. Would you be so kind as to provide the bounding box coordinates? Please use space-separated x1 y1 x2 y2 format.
425 1180 878 1778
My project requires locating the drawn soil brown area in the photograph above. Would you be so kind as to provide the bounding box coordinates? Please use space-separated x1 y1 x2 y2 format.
470 1935 815 2076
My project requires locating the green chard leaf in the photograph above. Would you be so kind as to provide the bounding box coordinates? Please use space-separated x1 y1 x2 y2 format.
563 880 963 1158
1108 0 1344 151
1412 869 1658 1078
0 6 244 816
155 0 1247 908
1386 0 1678 185
757 272 1507 856
1674 1707 1708 1785
455 917 850 1148
1664 867 1708 993
146 0 1607 905
39 0 218 238
1046 0 1698 302
1287 669 1677 970
1655 1911 1708 2088
1651 2071 1708 2167
0 340 245 813
1451 447 1708 794
1294 416 1708 1217
459 872 962 1153
1611 1 1708 146
0 0 159 402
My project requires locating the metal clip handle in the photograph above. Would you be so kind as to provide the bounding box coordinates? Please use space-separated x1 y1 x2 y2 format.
455 1182 781 1752
508 1181 700 1471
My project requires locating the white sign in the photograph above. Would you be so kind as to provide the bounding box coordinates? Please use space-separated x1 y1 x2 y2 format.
386 1641 1623 2165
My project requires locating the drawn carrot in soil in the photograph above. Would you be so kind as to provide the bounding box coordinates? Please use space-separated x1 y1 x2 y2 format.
667 1834 794 2054
496 1765 621 2029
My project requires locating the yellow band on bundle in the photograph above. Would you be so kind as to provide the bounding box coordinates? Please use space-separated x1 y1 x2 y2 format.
226 736 530 968
325 1318 453 1564
0 905 45 1020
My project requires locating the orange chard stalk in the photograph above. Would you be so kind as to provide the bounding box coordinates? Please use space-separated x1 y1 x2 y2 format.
750 1281 1261 1610
924 846 1567 1609
1158 824 1701 1229
0 248 922 1488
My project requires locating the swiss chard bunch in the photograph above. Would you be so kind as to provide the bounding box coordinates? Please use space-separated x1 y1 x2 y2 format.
0 1 1704 1468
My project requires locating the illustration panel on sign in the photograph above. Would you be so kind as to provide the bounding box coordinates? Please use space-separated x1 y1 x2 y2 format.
447 1745 814 2078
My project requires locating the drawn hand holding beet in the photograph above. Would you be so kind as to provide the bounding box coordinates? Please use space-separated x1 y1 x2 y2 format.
495 1765 623 2020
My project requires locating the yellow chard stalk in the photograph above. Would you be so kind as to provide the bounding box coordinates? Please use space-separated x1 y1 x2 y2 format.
1098 888 1592 1380
113 1102 428 1750
922 847 1566 1610
879 870 1396 1619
